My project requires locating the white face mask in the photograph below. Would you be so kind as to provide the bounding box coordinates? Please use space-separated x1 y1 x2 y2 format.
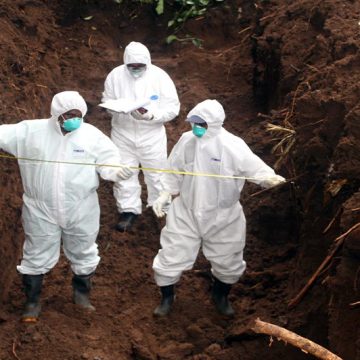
128 67 146 78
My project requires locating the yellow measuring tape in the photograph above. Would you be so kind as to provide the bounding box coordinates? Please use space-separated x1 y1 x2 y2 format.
0 153 267 181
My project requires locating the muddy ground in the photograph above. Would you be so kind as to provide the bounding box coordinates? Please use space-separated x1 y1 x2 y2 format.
0 0 359 359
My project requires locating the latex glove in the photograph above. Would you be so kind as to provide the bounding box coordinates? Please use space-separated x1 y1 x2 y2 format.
116 165 133 181
263 174 286 188
153 191 171 218
131 108 154 121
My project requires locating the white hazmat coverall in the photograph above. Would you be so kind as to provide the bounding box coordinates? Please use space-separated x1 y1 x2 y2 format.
153 100 277 286
0 91 122 276
102 41 180 215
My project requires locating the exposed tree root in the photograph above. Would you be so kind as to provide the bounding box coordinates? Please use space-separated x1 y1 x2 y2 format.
289 222 360 308
250 318 343 360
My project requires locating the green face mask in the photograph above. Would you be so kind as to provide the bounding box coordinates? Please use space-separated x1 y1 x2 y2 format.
62 117 82 132
192 124 207 138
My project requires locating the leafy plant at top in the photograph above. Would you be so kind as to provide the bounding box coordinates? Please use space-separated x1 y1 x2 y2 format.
156 0 224 30
165 34 203 47
112 0 224 46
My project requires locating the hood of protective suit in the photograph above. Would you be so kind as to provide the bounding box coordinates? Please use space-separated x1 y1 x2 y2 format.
123 42 151 66
187 99 225 138
50 91 88 119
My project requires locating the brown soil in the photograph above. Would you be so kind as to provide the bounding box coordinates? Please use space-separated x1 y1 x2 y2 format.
0 0 359 359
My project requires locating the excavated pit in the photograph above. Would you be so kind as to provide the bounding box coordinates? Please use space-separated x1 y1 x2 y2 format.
0 1 359 359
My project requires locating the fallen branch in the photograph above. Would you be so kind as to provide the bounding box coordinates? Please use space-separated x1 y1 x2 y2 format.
283 81 311 126
193 269 212 278
238 26 251 35
297 119 324 129
251 318 343 360
288 222 360 308
259 13 277 22
290 64 301 72
257 112 272 120
349 301 360 307
305 63 320 72
35 84 48 89
215 27 252 58
322 207 342 234
12 338 20 360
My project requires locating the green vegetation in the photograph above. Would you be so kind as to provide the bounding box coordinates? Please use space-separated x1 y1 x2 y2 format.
156 0 224 27
117 0 225 46
160 0 225 45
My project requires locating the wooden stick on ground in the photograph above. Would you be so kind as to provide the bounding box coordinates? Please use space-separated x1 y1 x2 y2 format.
349 301 360 307
12 338 20 360
288 222 360 308
322 207 342 234
251 318 343 360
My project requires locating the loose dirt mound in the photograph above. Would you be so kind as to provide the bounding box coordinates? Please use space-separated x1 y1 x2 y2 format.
0 1 359 359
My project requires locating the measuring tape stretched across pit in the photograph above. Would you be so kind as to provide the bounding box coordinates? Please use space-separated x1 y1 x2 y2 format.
0 154 271 182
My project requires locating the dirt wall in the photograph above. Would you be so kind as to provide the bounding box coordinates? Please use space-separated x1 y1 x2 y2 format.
0 1 359 359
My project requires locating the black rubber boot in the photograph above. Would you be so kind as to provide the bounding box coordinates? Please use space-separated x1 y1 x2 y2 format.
22 274 44 323
116 212 138 232
72 273 95 311
211 277 235 317
153 285 174 316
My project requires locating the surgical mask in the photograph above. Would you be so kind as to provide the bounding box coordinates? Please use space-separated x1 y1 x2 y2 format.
62 117 82 132
192 124 207 138
128 67 146 78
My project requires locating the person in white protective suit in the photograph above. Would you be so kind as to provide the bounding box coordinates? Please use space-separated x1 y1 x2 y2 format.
102 41 180 232
0 91 133 323
152 99 286 316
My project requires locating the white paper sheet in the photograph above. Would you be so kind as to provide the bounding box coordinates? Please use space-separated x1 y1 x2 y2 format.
98 98 151 113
